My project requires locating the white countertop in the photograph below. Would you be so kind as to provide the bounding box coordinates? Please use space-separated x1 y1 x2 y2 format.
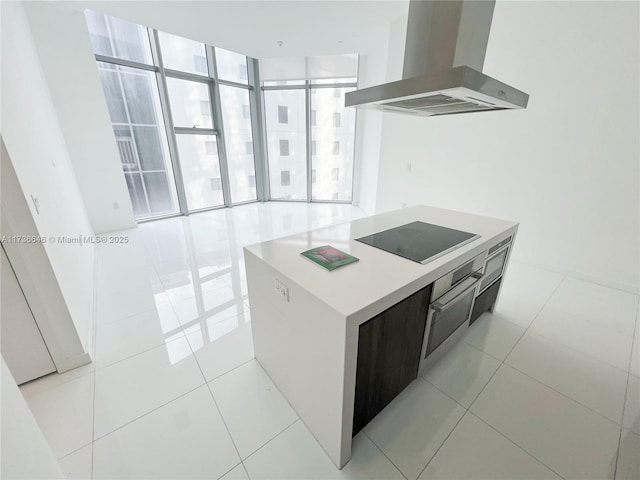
244 205 518 324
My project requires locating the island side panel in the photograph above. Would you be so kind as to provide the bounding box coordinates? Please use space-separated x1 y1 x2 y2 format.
245 250 352 468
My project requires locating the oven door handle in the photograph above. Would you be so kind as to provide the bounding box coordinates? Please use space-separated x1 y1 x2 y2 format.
431 272 483 313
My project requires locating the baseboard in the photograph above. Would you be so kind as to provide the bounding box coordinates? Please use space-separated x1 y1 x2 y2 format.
56 352 92 374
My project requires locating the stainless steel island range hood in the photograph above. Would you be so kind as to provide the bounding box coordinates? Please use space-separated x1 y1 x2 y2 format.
345 0 529 116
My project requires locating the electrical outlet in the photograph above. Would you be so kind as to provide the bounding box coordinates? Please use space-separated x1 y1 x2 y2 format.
113 202 120 209
406 163 412 172
275 279 289 302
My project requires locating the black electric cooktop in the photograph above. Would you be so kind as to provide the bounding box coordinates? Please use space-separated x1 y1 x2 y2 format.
356 221 480 264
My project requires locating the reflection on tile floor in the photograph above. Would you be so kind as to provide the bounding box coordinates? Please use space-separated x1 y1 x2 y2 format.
20 203 639 480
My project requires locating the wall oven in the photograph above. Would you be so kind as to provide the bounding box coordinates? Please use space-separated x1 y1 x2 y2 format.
418 253 484 375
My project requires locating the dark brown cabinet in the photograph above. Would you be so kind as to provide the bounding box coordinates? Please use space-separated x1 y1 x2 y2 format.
470 278 502 325
352 284 432 435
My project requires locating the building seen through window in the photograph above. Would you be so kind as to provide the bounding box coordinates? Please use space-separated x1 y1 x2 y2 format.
262 70 357 201
86 11 258 218
86 11 358 216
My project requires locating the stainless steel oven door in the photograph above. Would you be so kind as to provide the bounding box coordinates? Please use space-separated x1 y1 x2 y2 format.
479 245 510 294
418 273 482 375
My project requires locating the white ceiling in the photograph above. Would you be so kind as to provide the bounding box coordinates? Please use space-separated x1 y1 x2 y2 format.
55 0 409 58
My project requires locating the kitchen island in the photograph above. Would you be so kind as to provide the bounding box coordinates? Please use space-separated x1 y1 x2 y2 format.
244 205 518 468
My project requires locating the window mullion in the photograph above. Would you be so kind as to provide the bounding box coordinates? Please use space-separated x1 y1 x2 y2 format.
111 62 152 215
150 28 189 216
207 45 233 208
248 57 269 202
305 81 312 203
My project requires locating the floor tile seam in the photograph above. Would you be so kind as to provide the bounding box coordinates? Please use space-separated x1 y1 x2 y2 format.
463 325 532 435
54 439 93 462
518 263 637 297
220 272 247 293
505 330 640 378
500 362 625 427
523 273 568 328
180 318 251 341
214 461 244 480
240 462 252 480
522 326 633 374
96 280 165 299
566 276 640 297
509 326 636 376
241 417 299 462
242 357 303 429
533 270 639 324
613 300 640 479
507 260 568 279
96 305 172 328
535 305 639 339
413 404 468 480
228 359 351 465
418 376 471 411
172 298 251 329
93 334 188 373
180 318 245 463
93 304 181 333
415 375 503 476
498 273 566 367
166 282 242 305
179 307 252 336
97 267 163 287
466 274 563 412
97 260 155 274
201 357 257 385
92 383 206 443
486 312 534 332
95 320 184 343
360 430 409 480
464 275 617 479
235 418 301 465
196 370 244 467
459 338 503 362
19 367 97 399
465 410 567 480
141 238 171 287
459 336 505 362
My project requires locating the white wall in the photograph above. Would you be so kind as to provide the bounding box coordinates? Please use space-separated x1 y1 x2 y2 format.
1 1 95 361
375 1 639 293
1 139 91 372
23 1 136 234
353 15 407 214
1 357 64 479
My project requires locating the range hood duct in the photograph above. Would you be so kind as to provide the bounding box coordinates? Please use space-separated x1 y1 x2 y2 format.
345 0 529 116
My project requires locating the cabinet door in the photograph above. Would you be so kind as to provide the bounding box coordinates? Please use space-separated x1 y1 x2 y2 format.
470 278 502 325
353 284 431 435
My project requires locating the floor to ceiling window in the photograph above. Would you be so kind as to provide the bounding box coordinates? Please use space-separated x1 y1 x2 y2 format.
86 12 179 218
217 49 257 204
310 83 357 201
85 11 259 220
263 87 307 200
261 56 358 203
86 11 358 220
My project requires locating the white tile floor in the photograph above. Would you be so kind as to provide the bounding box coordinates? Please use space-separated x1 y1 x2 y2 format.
20 202 640 480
